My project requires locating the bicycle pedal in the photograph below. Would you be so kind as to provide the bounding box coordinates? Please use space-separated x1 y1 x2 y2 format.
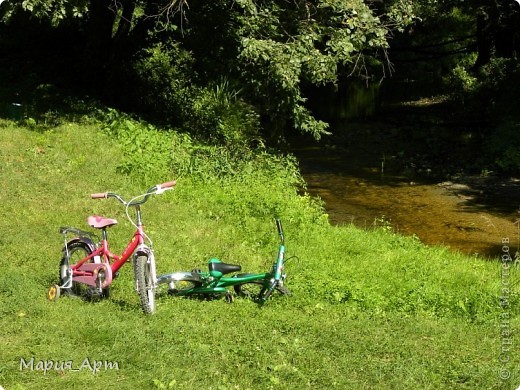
225 291 234 303
191 268 202 274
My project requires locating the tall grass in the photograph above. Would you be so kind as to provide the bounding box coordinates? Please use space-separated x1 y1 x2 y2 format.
0 113 518 389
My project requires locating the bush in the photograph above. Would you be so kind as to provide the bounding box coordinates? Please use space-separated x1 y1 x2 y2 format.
132 41 260 147
190 78 261 146
99 109 325 228
488 120 520 172
446 57 520 173
132 40 196 127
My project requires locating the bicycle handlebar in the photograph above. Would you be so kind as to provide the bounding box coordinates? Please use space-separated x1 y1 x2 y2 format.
91 193 108 199
159 181 176 189
154 180 176 194
90 180 176 205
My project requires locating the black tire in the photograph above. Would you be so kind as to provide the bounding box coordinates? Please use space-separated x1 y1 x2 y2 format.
234 279 290 301
134 255 156 314
59 241 110 299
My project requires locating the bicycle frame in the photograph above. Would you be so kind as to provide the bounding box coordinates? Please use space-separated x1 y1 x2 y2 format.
62 218 151 290
156 219 287 302
159 269 276 296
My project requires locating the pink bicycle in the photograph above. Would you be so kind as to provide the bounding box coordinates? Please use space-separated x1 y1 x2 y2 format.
47 181 176 314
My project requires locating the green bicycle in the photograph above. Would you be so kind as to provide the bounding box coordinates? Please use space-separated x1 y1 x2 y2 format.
156 219 291 303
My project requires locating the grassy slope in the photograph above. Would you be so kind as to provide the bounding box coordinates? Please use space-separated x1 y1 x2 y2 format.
0 119 519 389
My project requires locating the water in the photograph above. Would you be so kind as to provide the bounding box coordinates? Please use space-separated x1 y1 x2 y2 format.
291 120 520 258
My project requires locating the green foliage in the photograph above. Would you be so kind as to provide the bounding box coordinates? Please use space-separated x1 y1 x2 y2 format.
132 41 196 127
383 0 418 32
234 0 414 138
2 0 422 141
488 120 520 172
444 54 478 100
1 0 89 24
101 109 174 182
472 58 520 110
387 3 476 100
445 57 520 173
190 78 261 146
132 41 261 145
99 109 316 226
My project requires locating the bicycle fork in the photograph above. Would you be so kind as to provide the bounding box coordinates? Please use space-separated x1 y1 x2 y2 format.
261 244 286 302
133 245 157 292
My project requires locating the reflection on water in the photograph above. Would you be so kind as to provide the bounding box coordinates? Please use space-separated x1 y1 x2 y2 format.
296 146 519 259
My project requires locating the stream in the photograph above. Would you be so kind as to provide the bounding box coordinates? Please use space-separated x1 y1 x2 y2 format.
291 103 520 258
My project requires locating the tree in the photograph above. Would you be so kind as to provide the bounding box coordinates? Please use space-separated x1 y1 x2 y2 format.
472 0 520 69
179 0 417 139
1 0 418 140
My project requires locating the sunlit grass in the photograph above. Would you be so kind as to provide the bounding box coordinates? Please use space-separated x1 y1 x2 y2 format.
1 117 519 389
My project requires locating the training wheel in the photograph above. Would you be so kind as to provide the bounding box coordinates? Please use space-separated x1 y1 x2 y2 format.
47 284 61 301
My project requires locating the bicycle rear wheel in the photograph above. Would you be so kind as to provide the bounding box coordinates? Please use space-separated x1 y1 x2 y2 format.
59 242 110 299
134 255 156 314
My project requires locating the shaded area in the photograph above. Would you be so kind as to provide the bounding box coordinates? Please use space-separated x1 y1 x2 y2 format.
291 100 520 258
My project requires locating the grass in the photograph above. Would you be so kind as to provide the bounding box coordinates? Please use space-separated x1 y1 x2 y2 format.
1 115 519 389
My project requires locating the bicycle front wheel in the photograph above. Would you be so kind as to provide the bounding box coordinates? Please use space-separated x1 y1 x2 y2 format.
234 279 289 301
157 272 203 296
134 255 156 314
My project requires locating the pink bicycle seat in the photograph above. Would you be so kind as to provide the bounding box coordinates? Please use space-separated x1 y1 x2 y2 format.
87 215 118 229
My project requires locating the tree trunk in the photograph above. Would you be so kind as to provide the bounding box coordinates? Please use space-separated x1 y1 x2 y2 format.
113 0 137 49
473 9 494 69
